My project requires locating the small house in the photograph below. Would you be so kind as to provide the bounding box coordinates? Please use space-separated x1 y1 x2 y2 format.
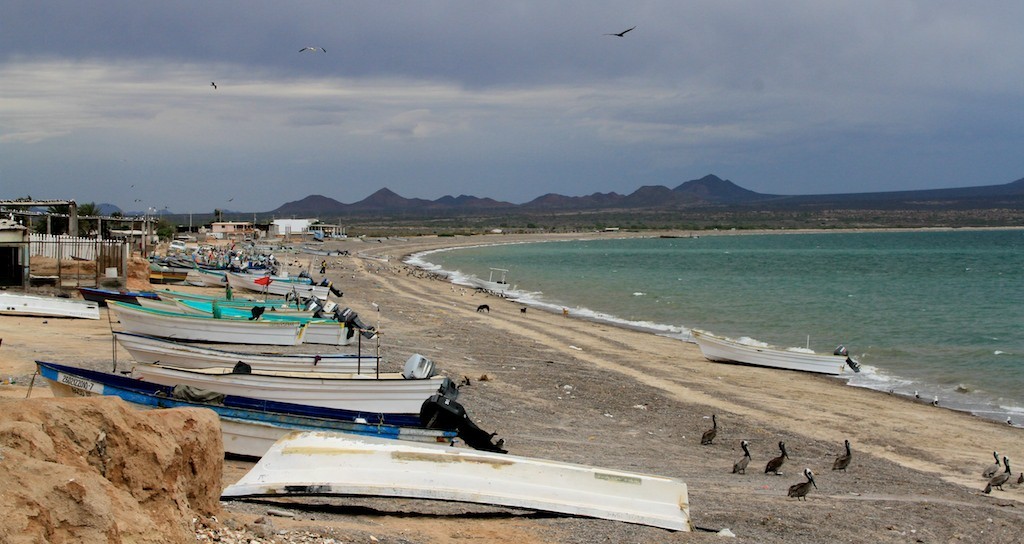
0 217 30 288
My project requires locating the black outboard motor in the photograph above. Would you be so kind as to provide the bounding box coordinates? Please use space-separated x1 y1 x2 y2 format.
835 344 861 372
249 306 266 321
337 307 377 339
420 394 507 453
232 361 252 374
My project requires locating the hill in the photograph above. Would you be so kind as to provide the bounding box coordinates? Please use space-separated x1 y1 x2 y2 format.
268 174 1024 218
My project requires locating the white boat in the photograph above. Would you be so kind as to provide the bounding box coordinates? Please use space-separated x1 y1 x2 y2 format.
131 360 453 415
113 332 381 373
464 267 513 293
155 288 306 311
226 272 330 299
691 329 860 375
221 432 692 531
108 300 304 346
36 361 456 458
166 298 316 319
185 267 227 287
0 292 100 320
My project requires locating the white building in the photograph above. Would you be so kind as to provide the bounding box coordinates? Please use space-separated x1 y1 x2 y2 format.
270 219 315 237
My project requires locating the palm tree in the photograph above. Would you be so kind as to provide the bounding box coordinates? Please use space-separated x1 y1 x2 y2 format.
76 202 100 237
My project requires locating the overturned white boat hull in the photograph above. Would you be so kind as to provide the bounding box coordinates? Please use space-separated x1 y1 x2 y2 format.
692 329 858 375
0 292 100 320
221 432 691 531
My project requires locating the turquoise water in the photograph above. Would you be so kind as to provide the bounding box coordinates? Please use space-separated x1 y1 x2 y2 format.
409 230 1024 424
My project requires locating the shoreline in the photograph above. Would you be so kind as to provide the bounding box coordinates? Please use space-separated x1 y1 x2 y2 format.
3 230 1024 542
400 230 1024 429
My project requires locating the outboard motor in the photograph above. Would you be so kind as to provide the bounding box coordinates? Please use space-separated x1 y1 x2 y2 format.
337 307 377 339
420 394 506 453
298 270 310 279
231 361 252 374
402 353 438 379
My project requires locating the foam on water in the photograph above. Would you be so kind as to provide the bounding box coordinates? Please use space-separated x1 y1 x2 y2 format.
409 230 1024 425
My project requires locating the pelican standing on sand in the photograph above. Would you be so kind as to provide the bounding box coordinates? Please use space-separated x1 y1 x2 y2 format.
701 414 718 445
732 440 752 474
984 457 1011 493
765 441 789 474
788 468 817 500
982 451 1001 479
832 439 853 471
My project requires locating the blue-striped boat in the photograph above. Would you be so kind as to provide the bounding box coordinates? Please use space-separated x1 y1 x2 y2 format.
35 361 456 458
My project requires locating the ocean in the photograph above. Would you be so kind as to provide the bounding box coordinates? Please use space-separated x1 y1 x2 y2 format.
408 229 1024 425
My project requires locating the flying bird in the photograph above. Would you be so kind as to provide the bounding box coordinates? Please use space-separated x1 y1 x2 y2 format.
299 47 326 53
210 82 217 89
605 25 636 37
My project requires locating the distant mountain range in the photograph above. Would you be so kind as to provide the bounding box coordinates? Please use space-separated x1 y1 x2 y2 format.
270 174 1024 216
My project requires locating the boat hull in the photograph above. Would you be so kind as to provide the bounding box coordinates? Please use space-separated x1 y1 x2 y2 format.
113 332 379 373
226 272 329 299
221 432 691 531
78 287 159 306
35 361 455 458
692 330 854 375
131 362 451 414
0 292 100 319
109 300 304 345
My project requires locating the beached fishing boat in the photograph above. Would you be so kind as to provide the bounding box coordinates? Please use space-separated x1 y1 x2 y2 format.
691 329 860 375
0 292 100 320
464 267 513 293
78 287 160 306
129 298 359 346
185 267 227 287
155 288 302 309
170 298 318 318
225 272 331 299
130 361 453 414
113 332 381 373
108 300 305 345
221 432 692 531
35 361 456 458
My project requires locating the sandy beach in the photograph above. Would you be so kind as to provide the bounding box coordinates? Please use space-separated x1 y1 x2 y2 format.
2 231 1023 543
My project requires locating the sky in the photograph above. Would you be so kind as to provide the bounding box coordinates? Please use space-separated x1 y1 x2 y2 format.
3 1 1024 214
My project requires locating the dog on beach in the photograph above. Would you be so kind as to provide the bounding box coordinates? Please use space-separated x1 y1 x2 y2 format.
520 307 527 313
476 304 490 312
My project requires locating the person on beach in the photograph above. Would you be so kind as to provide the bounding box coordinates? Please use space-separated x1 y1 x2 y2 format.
225 283 233 300
320 260 327 275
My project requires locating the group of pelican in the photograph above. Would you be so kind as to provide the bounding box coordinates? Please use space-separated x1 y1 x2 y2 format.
981 451 1022 494
702 414 852 500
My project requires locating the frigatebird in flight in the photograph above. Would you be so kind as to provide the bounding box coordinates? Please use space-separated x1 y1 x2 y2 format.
605 25 636 37
299 47 326 53
210 82 217 89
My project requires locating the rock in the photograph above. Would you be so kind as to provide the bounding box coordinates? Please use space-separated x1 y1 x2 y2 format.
0 396 223 543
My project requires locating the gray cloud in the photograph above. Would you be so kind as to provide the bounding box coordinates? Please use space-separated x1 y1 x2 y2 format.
2 1 1024 212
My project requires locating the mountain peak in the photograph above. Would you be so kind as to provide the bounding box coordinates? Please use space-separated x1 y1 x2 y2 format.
674 174 766 203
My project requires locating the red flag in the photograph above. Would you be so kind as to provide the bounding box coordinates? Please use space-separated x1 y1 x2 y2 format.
254 276 272 286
